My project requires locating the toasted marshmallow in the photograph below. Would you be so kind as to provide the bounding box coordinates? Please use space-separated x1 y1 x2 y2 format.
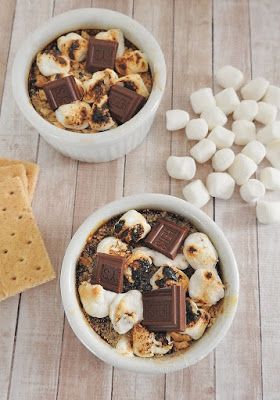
89 96 116 131
114 210 151 243
266 139 280 169
78 282 117 318
96 237 129 257
115 335 134 357
115 50 148 75
241 77 269 101
134 247 188 270
150 266 189 291
180 299 210 340
83 69 118 103
132 324 172 357
57 32 88 62
36 52 70 76
55 101 92 130
109 290 143 334
95 29 125 58
116 74 149 97
215 65 244 90
124 250 153 283
183 232 218 270
189 269 224 306
166 156 196 180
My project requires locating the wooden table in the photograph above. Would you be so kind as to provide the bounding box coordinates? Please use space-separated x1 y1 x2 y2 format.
1 0 280 399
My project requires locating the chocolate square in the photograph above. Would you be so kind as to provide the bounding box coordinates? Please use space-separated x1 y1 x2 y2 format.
43 75 82 110
108 85 145 123
145 219 189 259
86 38 118 72
142 286 186 331
92 252 125 293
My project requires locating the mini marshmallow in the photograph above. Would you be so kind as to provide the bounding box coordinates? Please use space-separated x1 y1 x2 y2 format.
134 247 188 270
260 167 280 190
190 88 216 114
214 87 240 115
115 49 148 75
166 109 189 131
233 100 258 121
257 201 280 224
262 85 280 108
255 102 277 125
228 153 257 185
116 335 134 357
266 139 280 169
190 138 216 163
183 232 218 269
206 172 235 200
232 120 256 145
114 210 151 243
182 179 210 209
57 32 88 61
241 77 269 101
185 118 208 140
36 52 70 76
212 148 235 172
96 29 125 58
241 140 266 164
239 179 265 203
55 101 92 130
97 237 129 257
83 69 118 103
207 126 235 149
89 97 116 131
78 282 117 318
109 290 143 334
257 121 280 144
181 299 210 340
215 65 244 90
166 156 196 180
189 269 224 306
150 266 189 291
124 250 153 283
201 106 227 130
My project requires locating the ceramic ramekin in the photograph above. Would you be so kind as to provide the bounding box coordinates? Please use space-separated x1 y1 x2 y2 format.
12 8 166 163
60 193 239 374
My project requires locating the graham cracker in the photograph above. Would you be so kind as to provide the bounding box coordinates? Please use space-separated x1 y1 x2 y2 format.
0 164 29 198
0 158 39 201
0 177 55 301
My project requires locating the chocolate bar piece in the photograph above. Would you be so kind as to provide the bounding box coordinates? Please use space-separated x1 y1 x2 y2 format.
145 219 189 259
108 85 145 123
86 38 118 72
43 75 82 110
92 252 125 293
142 286 186 331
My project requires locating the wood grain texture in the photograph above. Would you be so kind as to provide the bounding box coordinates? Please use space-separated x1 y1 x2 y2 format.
213 1 262 399
166 2 215 399
250 1 280 399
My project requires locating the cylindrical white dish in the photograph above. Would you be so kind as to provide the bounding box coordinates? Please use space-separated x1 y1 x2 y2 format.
60 193 239 374
12 8 166 162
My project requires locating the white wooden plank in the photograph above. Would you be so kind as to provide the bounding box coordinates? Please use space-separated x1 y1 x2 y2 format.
213 1 262 399
0 134 38 400
166 1 215 398
250 1 280 399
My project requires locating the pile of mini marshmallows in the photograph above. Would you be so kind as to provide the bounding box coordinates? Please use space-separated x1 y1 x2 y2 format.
166 65 280 225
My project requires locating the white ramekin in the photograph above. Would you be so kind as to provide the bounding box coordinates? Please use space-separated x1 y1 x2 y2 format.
12 8 166 162
60 193 239 374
